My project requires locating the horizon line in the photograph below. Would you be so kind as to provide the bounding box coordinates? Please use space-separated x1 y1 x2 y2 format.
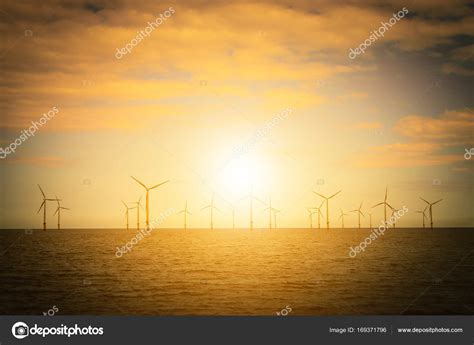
1 227 473 230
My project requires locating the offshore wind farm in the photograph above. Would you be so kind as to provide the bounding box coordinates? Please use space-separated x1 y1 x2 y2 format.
0 0 473 320
1 176 468 316
22 180 465 231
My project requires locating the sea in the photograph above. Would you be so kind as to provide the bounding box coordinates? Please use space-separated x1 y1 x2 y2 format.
0 228 473 315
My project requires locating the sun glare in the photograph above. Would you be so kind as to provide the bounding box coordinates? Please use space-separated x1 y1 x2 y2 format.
217 154 265 197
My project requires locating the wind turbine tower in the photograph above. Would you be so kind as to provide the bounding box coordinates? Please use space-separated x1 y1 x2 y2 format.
372 187 393 227
201 193 220 229
131 196 144 230
314 190 341 229
415 208 428 228
339 208 349 228
351 201 365 229
37 185 57 231
54 197 69 230
122 201 136 230
242 187 265 230
420 197 443 229
306 208 317 229
178 200 192 230
131 176 169 230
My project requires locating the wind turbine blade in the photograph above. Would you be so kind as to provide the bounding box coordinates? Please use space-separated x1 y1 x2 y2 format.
350 209 358 212
238 195 249 202
201 205 211 211
372 202 383 208
329 190 342 199
54 207 59 216
149 180 170 190
319 200 325 208
419 197 430 204
386 203 393 210
384 187 388 202
130 176 147 189
313 192 327 199
432 199 443 205
178 210 184 214
62 207 70 210
360 201 363 209
38 184 45 198
253 197 266 205
186 211 192 215
121 200 128 208
360 211 365 217
37 200 45 213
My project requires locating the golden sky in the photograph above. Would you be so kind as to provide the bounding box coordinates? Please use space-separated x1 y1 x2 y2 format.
0 0 473 228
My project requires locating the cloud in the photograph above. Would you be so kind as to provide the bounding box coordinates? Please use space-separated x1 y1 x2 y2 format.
3 156 66 167
354 121 383 130
355 142 462 168
1 0 472 132
394 109 474 145
355 109 473 168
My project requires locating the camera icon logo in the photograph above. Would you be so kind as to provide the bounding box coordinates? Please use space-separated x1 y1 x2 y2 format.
12 322 29 339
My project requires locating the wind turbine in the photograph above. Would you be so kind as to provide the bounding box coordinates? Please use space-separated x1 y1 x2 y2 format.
131 176 169 230
389 206 401 228
264 198 274 229
310 201 325 229
232 208 235 229
122 201 136 230
178 200 192 230
415 208 428 228
420 197 443 229
368 212 373 228
372 187 393 226
241 187 266 230
37 185 57 231
306 208 317 229
339 208 349 228
201 193 220 229
273 209 281 229
351 201 365 229
53 197 69 230
314 190 341 229
131 196 144 230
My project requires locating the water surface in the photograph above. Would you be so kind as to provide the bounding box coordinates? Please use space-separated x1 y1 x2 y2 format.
0 228 472 315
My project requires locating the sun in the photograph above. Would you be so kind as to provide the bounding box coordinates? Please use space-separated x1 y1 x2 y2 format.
216 154 265 197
